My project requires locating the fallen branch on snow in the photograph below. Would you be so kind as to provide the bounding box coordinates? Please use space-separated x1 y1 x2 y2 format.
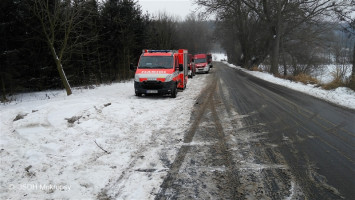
94 140 110 154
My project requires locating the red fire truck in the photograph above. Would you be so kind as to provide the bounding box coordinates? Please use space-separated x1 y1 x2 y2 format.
188 54 196 78
194 54 210 73
207 53 213 68
130 49 189 98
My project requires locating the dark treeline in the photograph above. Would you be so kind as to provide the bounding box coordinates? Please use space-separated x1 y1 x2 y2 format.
3 0 353 100
0 0 213 100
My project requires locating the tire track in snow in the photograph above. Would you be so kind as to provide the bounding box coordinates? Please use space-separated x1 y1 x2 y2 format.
154 75 218 199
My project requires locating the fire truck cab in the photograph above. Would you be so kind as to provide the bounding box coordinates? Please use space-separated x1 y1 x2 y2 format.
194 54 210 73
130 49 189 98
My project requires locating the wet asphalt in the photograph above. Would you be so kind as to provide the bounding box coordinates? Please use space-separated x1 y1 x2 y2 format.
156 62 355 200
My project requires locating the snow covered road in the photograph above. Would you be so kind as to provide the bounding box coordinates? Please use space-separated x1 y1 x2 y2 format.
156 62 354 199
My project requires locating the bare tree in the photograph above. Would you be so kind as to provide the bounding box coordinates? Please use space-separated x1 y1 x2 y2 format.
196 0 271 68
196 0 349 75
280 21 333 76
242 0 345 75
178 13 213 54
31 0 83 95
333 1 355 90
145 12 179 49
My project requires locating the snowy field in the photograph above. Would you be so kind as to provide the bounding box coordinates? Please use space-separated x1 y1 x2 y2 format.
0 75 208 199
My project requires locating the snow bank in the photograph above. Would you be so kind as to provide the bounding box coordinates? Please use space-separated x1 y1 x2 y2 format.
224 62 355 110
0 75 208 199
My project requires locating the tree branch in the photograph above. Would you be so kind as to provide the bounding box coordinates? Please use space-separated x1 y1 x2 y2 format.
94 140 110 154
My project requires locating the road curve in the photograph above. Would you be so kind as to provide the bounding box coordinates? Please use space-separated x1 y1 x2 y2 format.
217 62 355 199
156 61 355 200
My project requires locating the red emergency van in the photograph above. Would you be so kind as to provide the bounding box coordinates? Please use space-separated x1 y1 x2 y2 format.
194 54 210 73
130 49 188 98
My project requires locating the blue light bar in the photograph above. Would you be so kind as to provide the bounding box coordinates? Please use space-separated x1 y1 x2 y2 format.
147 50 171 53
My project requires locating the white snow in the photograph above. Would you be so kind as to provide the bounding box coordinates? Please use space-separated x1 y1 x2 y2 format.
213 53 227 62
0 76 208 199
311 64 352 84
222 61 355 110
1 55 354 199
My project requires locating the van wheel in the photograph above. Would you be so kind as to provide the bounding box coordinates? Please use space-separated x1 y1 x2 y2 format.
171 86 177 98
135 92 142 97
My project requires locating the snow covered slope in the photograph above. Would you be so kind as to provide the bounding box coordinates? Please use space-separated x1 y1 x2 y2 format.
0 76 208 199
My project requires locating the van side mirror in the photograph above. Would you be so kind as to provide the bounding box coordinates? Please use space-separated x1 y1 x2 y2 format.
129 63 137 71
179 64 183 71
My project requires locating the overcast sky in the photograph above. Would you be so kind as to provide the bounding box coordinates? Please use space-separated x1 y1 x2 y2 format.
137 0 199 20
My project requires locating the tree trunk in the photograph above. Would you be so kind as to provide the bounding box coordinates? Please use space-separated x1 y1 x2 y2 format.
349 43 355 90
57 62 72 96
97 50 103 84
270 34 281 75
50 46 72 95
1 74 7 102
269 0 281 75
282 54 287 76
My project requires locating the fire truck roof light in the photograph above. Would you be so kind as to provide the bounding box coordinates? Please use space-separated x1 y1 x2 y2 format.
142 50 173 53
148 50 171 53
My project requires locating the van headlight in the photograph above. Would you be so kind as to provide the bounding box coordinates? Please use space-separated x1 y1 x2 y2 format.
165 74 173 82
134 75 139 82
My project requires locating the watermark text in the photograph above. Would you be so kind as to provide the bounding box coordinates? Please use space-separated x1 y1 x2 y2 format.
8 183 71 191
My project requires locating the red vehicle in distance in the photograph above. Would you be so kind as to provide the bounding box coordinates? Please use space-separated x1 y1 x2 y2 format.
207 53 213 68
188 54 196 78
194 54 210 74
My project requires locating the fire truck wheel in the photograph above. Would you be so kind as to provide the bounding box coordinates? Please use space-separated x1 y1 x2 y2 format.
171 86 177 98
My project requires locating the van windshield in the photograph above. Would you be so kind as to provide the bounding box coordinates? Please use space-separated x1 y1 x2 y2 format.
194 58 207 64
138 56 173 69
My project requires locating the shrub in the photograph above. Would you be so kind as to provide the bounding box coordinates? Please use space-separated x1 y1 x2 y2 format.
321 67 348 90
322 78 345 90
250 66 263 72
292 73 319 85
